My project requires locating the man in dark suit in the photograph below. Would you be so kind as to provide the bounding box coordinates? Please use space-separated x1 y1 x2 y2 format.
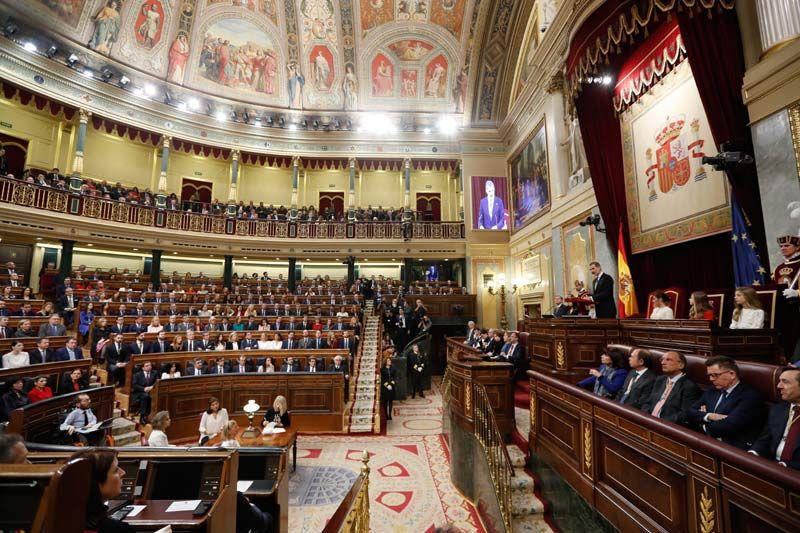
182 331 200 352
187 358 206 377
31 337 53 364
132 361 157 422
129 332 151 356
642 351 701 426
150 331 169 353
198 332 214 351
232 355 252 374
341 330 357 358
110 317 128 335
616 348 656 410
280 356 300 372
53 336 84 361
688 356 765 449
129 316 147 334
552 296 570 318
0 316 12 339
38 314 67 338
465 321 480 345
305 356 323 372
588 261 616 318
105 333 131 387
493 331 525 378
749 367 800 469
282 332 298 350
208 358 229 375
311 330 328 350
298 330 313 349
242 332 259 350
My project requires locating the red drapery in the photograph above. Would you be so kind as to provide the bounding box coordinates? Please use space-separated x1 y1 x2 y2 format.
416 193 442 221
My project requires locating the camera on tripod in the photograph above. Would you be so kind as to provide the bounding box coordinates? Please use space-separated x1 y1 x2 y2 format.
701 142 754 171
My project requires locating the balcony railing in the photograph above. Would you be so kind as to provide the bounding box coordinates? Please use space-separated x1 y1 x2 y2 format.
0 177 465 240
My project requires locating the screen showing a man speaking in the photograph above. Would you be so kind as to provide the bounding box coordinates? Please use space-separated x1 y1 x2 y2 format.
471 176 509 230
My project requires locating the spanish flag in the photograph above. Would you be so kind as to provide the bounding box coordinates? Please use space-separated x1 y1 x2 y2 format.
617 224 638 318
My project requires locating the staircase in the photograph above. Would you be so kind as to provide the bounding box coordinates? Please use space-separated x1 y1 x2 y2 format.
507 444 548 532
111 408 142 447
348 302 381 433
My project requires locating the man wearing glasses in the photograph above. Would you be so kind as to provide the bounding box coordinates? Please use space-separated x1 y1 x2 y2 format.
688 356 765 450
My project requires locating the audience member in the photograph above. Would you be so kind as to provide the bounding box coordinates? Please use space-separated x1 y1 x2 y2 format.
642 351 701 425
649 291 674 320
60 393 102 445
54 336 84 361
199 396 229 444
37 313 66 337
409 343 427 399
616 349 656 409
688 356 765 450
60 368 89 393
147 410 172 446
749 367 800 469
1 378 30 421
689 291 715 321
2 340 30 368
28 375 53 403
105 333 130 386
161 362 181 379
381 357 396 421
257 356 275 373
69 449 135 532
262 395 291 428
730 287 765 329
220 419 241 448
0 433 29 464
132 361 158 422
578 348 629 399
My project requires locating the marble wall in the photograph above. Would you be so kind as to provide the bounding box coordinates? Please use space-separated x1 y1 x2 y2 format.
752 109 800 264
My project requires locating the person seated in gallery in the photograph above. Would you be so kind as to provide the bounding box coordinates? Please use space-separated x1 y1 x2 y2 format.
484 330 505 357
161 362 181 379
730 287 765 329
305 356 323 372
749 367 800 469
1 378 29 422
60 368 89 393
220 419 241 448
280 356 300 372
232 355 252 373
60 393 103 445
578 348 629 399
199 396 229 445
147 410 172 447
0 433 29 464
552 295 570 317
257 356 276 373
105 333 130 387
641 351 701 426
2 340 30 369
13 319 36 339
649 291 674 320
262 395 291 428
689 291 715 320
209 357 229 374
28 375 53 403
70 449 135 533
688 356 765 450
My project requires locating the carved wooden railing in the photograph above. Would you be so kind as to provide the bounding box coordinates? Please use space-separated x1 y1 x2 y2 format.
0 177 464 239
321 450 371 532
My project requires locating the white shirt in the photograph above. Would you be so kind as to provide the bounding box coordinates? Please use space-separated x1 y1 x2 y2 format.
730 308 765 329
199 408 229 437
2 351 30 369
147 325 164 333
148 430 169 447
650 306 674 320
160 372 181 379
775 403 800 461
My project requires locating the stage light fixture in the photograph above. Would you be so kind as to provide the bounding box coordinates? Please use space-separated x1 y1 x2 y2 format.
143 83 156 97
312 119 319 129
266 116 274 126
288 123 298 131
66 53 78 66
101 68 114 81
437 115 458 135
81 68 94 79
300 119 308 129
119 76 130 87
3 21 18 37
187 97 200 111
23 42 37 53
602 76 612 85
214 110 227 121
46 45 57 58
278 117 286 128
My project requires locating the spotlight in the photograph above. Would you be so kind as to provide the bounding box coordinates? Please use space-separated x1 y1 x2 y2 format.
288 123 297 131
579 214 606 233
602 75 612 85
67 53 78 66
423 127 431 134
187 97 200 111
266 115 274 126
254 117 262 126
312 119 319 129
46 45 57 58
101 68 113 81
81 68 94 79
278 117 285 128
437 115 458 135
3 21 18 37
215 110 227 121
119 76 130 87
143 83 156 97
300 119 308 129
23 42 37 53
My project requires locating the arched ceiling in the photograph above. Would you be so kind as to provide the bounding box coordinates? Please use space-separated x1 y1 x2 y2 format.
5 0 516 122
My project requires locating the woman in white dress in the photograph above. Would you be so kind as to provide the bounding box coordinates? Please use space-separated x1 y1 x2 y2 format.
147 316 163 333
198 396 229 444
257 356 275 373
148 411 171 447
649 291 674 320
730 287 765 329
267 333 283 350
160 363 181 380
2 341 30 369
257 332 271 350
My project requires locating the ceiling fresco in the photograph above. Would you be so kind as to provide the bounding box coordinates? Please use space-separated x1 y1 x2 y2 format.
15 0 491 116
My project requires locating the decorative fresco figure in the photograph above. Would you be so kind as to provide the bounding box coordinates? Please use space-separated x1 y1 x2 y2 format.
313 51 331 91
372 59 393 96
401 71 417 97
343 64 358 110
135 3 161 49
425 62 446 98
288 61 305 109
453 68 468 112
167 33 190 83
89 0 122 55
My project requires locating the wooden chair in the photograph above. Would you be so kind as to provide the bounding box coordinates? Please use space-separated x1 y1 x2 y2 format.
704 292 726 327
755 288 778 329
645 287 687 318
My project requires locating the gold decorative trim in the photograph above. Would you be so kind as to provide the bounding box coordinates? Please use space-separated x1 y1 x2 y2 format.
464 382 472 416
583 423 593 473
556 340 566 369
530 391 537 432
788 102 800 187
699 486 715 533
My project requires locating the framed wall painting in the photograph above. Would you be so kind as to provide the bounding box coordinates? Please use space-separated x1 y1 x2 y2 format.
509 119 551 233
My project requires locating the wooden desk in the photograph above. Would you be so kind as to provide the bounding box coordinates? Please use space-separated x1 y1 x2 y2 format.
108 499 209 530
0 359 92 395
208 428 298 472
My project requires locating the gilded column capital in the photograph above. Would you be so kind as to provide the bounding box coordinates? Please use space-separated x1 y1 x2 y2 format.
292 155 301 168
161 135 172 148
546 71 565 95
403 157 412 170
231 149 241 161
77 108 92 123
348 156 357 170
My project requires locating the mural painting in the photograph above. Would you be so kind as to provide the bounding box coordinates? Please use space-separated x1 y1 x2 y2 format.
196 19 279 95
388 40 433 61
359 0 393 34
371 54 394 96
453 67 468 112
34 0 88 28
167 32 191 83
310 45 335 91
430 0 465 37
232 0 258 9
134 1 165 49
260 0 279 24
510 120 551 231
89 0 123 55
397 0 428 21
343 63 358 109
400 70 417 97
423 54 447 98
300 0 337 43
287 60 305 107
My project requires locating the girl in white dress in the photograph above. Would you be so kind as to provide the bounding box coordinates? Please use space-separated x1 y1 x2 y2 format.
730 287 765 329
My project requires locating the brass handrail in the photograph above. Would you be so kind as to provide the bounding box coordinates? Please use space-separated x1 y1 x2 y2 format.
472 380 514 532
321 450 371 532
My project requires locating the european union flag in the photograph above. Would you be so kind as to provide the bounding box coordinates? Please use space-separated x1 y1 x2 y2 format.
731 192 767 286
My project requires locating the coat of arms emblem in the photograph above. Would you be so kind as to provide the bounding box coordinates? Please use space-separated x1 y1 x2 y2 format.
644 115 708 201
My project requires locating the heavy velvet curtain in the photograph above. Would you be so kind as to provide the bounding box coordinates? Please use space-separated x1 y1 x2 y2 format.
574 4 758 308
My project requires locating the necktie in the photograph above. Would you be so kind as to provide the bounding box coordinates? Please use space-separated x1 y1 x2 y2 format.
189 341 193 351
316 340 320 349
68 349 74 360
712 391 728 413
52 325 57 335
619 373 641 403
287 365 292 372
137 342 142 352
160 342 165 351
780 405 800 462
312 366 315 372
115 343 121 353
145 373 149 382
651 379 675 418
83 410 89 426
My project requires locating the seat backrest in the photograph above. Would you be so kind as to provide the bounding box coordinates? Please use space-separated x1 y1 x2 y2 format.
754 288 778 329
646 287 687 318
704 291 727 327
38 457 90 533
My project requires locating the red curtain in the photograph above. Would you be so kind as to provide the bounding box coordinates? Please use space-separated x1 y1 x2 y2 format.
318 192 344 218
181 178 213 205
0 132 30 177
676 8 767 265
416 193 441 221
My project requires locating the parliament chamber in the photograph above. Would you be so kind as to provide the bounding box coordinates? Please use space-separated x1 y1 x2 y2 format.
1 0 800 532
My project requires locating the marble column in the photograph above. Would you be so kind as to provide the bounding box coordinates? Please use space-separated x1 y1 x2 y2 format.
151 250 162 288
402 158 412 222
290 156 300 220
457 161 465 221
226 150 240 217
348 157 357 222
756 0 800 52
156 136 170 209
59 239 75 282
69 109 90 193
223 255 233 289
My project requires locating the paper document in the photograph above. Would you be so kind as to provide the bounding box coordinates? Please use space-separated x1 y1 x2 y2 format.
77 422 102 433
237 481 254 492
165 500 202 512
261 426 286 435
153 526 172 533
127 505 147 517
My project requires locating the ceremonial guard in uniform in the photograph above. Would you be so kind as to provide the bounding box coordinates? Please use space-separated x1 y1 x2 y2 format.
774 235 800 362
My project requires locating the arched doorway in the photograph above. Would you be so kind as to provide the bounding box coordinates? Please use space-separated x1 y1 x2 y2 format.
319 192 345 219
0 132 29 177
415 193 441 221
